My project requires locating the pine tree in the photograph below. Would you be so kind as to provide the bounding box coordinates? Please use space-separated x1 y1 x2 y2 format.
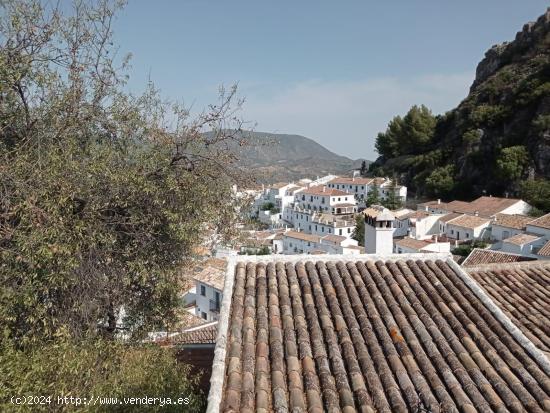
366 183 381 206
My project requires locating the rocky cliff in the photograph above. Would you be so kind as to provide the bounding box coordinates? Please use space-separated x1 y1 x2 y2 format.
372 8 550 210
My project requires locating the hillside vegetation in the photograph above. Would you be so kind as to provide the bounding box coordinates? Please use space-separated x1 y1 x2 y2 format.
370 8 550 213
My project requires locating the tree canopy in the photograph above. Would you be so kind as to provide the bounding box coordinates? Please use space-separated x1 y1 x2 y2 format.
375 105 436 159
0 0 251 404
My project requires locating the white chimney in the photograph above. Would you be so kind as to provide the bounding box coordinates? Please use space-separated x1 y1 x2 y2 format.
474 211 479 217
437 199 441 204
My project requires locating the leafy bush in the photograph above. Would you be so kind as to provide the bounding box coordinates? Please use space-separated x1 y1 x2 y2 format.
496 145 529 181
425 165 455 197
520 179 550 213
0 336 205 412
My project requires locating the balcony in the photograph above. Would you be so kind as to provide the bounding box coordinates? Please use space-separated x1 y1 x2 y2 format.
209 299 221 312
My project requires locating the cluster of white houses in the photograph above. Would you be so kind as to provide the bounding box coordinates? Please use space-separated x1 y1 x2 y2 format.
251 175 550 264
252 173 407 255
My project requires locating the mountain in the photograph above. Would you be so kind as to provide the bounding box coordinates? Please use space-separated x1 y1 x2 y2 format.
370 8 550 212
229 131 368 183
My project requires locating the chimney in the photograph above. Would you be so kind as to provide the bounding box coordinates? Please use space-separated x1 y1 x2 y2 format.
437 199 441 204
474 211 479 217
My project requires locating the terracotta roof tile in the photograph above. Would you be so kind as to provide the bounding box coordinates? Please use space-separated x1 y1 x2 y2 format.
538 240 550 257
462 248 537 267
503 233 542 246
467 261 550 353
529 213 550 230
301 185 350 196
394 238 432 250
446 214 491 229
494 213 534 230
438 212 464 223
214 257 550 412
328 177 374 185
193 262 226 291
175 322 218 345
284 231 321 243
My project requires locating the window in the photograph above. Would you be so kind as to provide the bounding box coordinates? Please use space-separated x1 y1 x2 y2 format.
348 228 351 233
200 285 206 296
451 229 454 235
338 197 341 201
466 233 470 239
214 291 220 304
201 312 207 320
339 229 342 235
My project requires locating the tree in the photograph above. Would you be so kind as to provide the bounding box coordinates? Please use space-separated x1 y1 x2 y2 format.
496 145 530 181
0 0 248 345
425 165 455 197
365 183 381 206
351 214 365 246
359 160 368 176
520 179 550 213
374 105 436 158
399 105 437 153
382 179 403 210
375 116 403 159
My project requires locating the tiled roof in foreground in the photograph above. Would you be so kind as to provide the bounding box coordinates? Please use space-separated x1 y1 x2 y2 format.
209 255 550 412
466 261 550 354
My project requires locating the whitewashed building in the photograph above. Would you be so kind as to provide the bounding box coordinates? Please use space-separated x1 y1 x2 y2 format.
192 265 224 322
443 214 491 241
491 213 534 241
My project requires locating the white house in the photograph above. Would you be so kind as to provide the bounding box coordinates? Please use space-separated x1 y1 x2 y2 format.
501 233 545 256
282 231 359 255
525 213 550 238
394 238 451 254
192 265 225 322
294 185 357 214
283 231 322 254
418 196 531 218
395 210 442 240
443 214 491 241
491 213 534 241
363 205 395 255
327 176 408 206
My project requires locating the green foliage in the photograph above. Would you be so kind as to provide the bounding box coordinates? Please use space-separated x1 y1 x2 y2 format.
462 129 482 149
451 241 488 257
375 105 436 158
260 202 279 214
365 184 381 206
375 116 403 159
496 145 529 181
351 214 365 246
381 180 404 210
470 104 507 127
520 179 550 213
0 0 247 346
0 335 205 412
425 165 455 197
533 114 550 134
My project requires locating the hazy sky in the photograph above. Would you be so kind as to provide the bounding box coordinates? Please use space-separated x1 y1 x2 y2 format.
112 1 548 160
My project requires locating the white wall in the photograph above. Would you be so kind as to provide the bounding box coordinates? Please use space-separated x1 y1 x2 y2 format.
365 222 394 255
491 224 524 241
411 215 443 240
500 200 531 215
526 224 550 238
194 282 222 322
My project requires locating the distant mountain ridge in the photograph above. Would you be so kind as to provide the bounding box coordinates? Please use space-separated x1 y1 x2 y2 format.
228 131 368 183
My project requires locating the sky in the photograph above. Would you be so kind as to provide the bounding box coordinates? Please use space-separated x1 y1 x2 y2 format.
112 1 549 160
